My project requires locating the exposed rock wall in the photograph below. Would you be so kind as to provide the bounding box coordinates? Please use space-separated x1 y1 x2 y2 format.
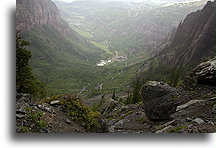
16 0 69 33
159 1 216 67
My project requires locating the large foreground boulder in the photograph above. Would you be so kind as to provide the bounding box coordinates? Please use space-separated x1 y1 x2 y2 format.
141 81 178 121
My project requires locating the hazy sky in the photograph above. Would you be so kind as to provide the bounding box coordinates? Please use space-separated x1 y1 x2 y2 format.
56 0 201 3
57 0 149 2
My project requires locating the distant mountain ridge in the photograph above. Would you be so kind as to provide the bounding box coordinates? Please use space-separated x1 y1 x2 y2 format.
139 1 215 84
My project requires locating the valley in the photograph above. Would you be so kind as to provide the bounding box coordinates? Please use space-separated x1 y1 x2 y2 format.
45 0 210 97
16 0 215 133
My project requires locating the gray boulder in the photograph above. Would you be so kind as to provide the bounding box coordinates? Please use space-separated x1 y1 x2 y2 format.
141 81 178 121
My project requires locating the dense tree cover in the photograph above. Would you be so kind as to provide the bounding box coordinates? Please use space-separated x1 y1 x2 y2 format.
16 34 45 98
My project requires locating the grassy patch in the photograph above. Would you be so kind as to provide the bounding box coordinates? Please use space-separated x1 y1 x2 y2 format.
90 41 113 55
20 126 30 133
168 126 187 133
72 27 94 39
136 117 146 124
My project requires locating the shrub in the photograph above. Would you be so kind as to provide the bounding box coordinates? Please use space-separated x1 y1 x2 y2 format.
43 95 102 131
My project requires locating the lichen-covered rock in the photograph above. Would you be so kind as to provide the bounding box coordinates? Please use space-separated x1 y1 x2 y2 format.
141 81 178 121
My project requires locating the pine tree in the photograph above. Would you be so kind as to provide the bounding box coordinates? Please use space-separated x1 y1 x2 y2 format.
170 64 183 87
132 77 142 104
16 34 45 98
125 91 132 104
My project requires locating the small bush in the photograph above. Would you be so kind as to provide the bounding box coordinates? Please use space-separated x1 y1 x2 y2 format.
168 126 186 133
47 95 102 131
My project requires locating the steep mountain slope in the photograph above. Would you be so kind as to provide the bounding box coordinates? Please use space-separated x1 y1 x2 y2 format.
16 0 108 95
159 0 216 67
140 1 216 84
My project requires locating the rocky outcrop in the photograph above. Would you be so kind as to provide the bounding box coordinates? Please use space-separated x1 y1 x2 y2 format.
186 58 216 86
16 0 70 33
139 1 216 88
141 81 178 121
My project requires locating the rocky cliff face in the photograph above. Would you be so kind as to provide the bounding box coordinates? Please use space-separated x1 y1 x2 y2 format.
16 0 69 33
159 1 216 67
